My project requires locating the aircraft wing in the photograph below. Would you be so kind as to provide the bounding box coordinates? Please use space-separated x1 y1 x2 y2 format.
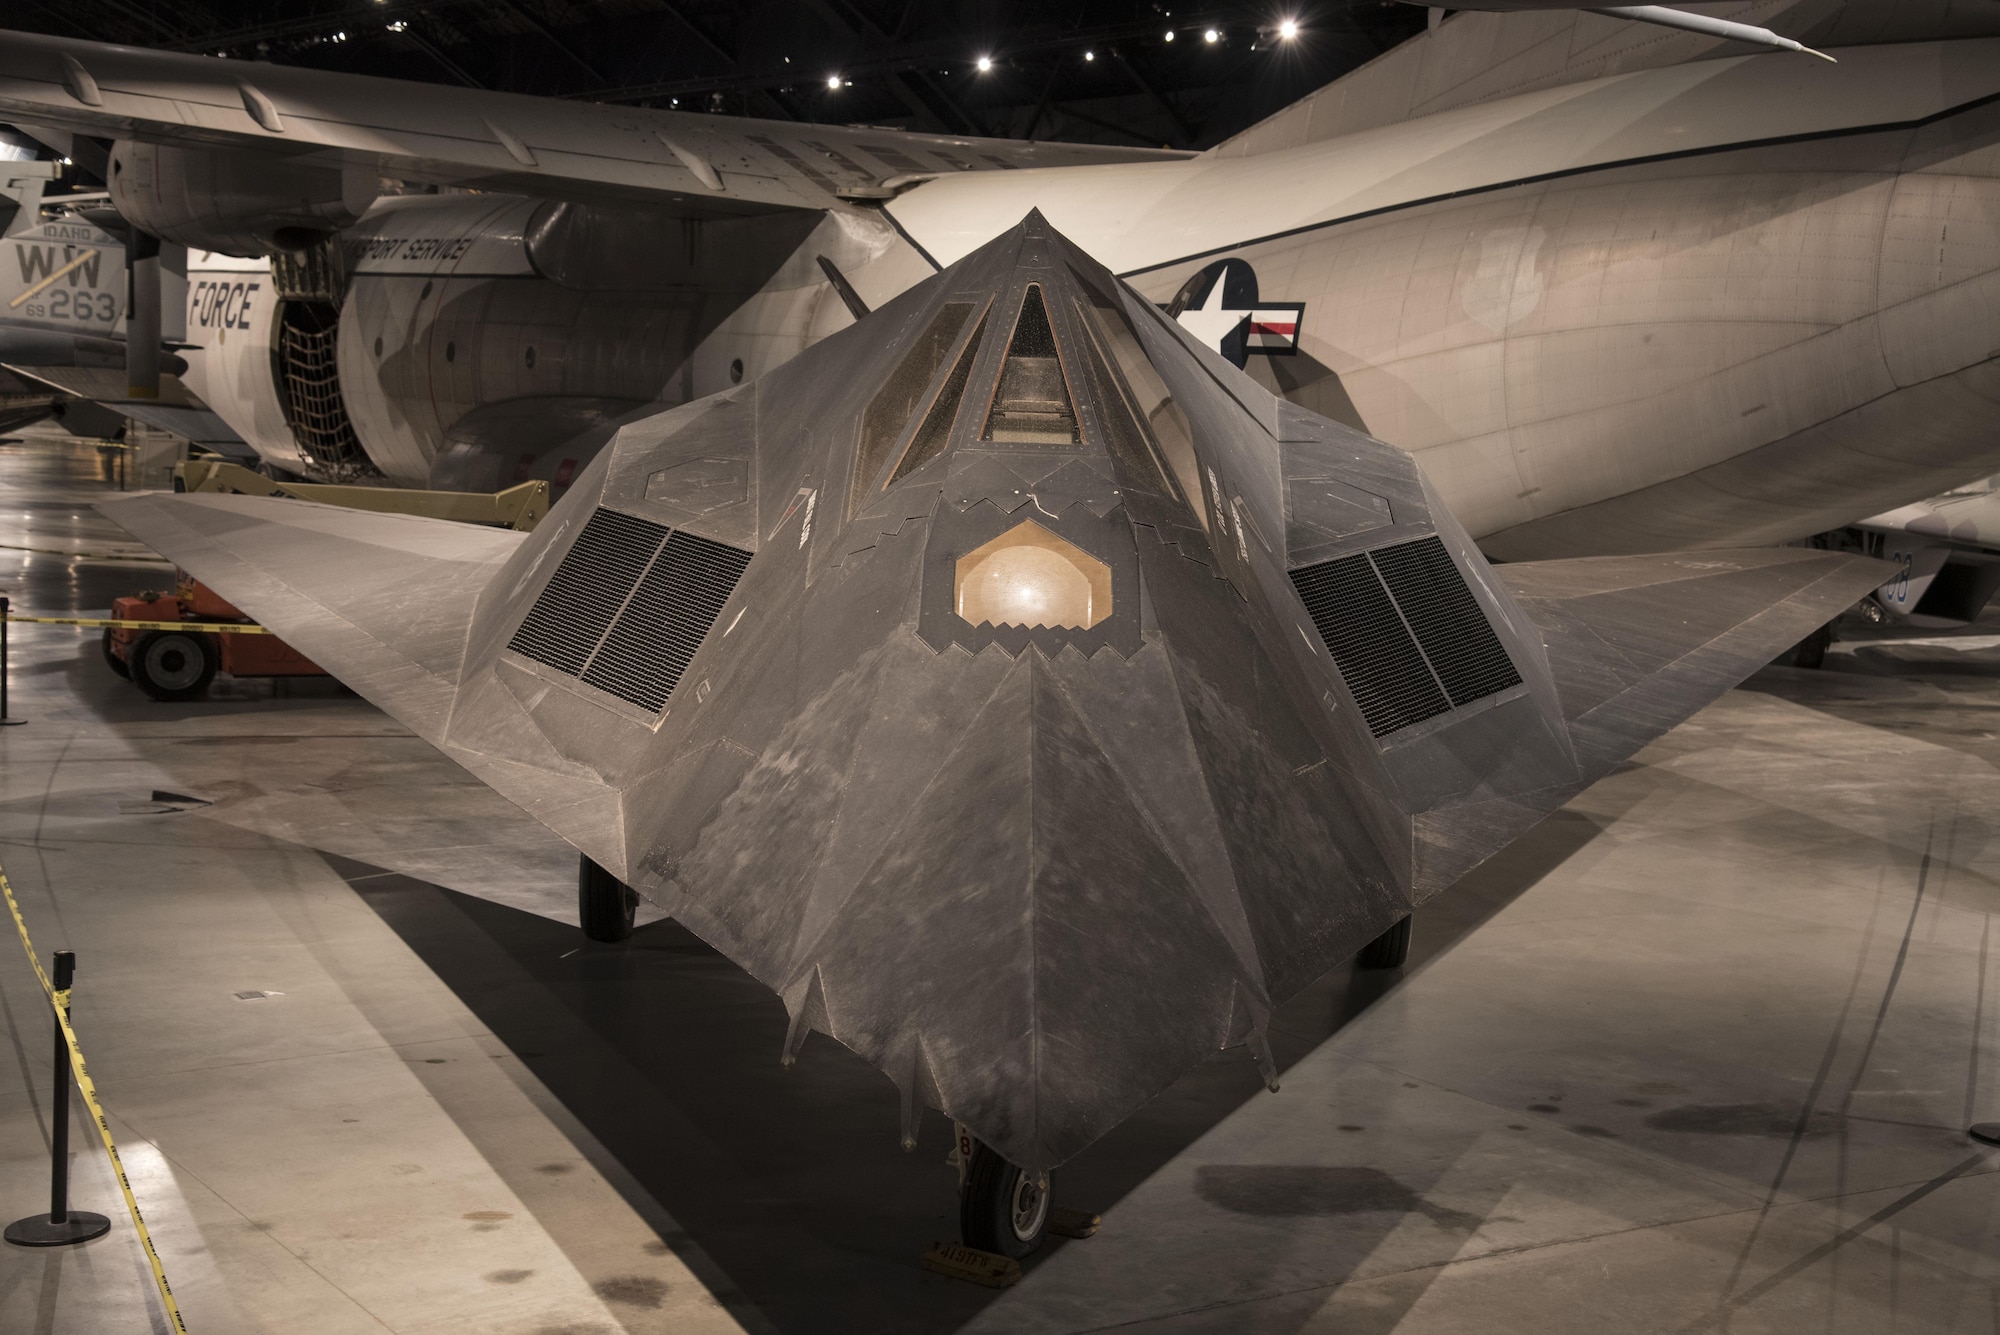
97 492 528 744
2 363 255 455
0 30 1188 218
1494 548 1888 774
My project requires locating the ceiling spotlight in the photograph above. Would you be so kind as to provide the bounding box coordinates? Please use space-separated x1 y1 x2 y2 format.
827 74 842 90
1204 28 1219 43
1084 49 1095 62
976 54 993 72
1278 18 1299 39
1164 29 1175 42
386 20 406 32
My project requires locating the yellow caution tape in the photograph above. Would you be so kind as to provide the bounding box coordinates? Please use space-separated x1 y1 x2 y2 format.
1 861 189 1333
7 615 270 634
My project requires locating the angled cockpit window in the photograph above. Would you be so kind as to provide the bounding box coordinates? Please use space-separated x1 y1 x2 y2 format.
1075 302 1174 496
888 306 990 488
852 300 974 514
1073 274 1202 522
982 284 1080 446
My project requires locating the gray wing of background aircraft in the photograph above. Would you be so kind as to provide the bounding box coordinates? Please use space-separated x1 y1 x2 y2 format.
0 28 1184 233
99 212 1887 1183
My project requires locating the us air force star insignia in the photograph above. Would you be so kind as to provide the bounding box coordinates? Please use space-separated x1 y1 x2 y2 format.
1166 258 1306 370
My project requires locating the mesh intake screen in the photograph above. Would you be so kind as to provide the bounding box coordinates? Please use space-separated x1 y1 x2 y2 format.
507 508 751 713
1290 552 1448 738
1369 536 1522 707
507 508 667 676
582 530 752 712
1290 535 1519 738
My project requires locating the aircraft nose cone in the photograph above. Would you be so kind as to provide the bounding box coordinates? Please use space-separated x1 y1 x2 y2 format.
759 646 1256 1170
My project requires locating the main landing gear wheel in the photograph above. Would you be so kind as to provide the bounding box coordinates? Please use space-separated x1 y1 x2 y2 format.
1356 914 1412 970
578 855 638 942
128 630 216 701
101 627 130 680
960 1141 1050 1259
1782 621 1833 670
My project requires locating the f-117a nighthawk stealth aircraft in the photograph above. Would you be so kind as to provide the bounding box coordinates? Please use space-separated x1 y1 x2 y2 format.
101 212 1885 1258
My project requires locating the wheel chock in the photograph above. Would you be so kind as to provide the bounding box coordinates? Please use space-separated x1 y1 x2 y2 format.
920 1242 1022 1287
1049 1206 1100 1239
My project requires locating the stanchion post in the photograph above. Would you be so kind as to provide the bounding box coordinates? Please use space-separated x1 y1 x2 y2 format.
0 593 21 725
6 951 109 1246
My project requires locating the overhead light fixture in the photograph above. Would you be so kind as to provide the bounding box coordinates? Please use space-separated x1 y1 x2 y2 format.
827 74 841 90
1279 19 1299 40
1204 28 1219 43
976 54 993 72
386 19 405 31
1084 49 1094 62
1164 29 1175 42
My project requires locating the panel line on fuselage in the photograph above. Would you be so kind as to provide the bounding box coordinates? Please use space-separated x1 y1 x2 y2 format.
1074 87 2000 282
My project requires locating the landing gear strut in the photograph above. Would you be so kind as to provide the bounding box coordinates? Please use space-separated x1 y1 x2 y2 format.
578 855 637 942
1780 620 1834 670
957 1133 1050 1259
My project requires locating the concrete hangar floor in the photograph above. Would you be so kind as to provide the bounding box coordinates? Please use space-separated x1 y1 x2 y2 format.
0 430 1994 1334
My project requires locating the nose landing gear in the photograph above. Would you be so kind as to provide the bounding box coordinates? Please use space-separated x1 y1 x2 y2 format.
960 1139 1050 1259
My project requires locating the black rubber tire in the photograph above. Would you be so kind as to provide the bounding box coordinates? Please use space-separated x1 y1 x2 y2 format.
1783 621 1833 670
578 855 637 942
101 627 130 680
1356 914 1413 970
960 1142 1051 1259
128 630 217 701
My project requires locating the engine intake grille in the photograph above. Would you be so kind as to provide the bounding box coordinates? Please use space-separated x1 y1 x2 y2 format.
507 507 751 713
1291 535 1520 739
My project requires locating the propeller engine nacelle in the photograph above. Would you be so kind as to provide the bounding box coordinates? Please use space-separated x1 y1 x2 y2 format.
109 140 374 257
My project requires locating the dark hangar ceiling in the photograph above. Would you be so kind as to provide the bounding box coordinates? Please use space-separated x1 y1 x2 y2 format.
4 1 1428 150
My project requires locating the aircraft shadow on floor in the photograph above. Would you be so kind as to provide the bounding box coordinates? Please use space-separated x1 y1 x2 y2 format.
329 812 1599 1334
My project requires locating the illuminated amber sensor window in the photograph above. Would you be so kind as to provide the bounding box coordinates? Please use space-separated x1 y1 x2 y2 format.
954 521 1112 630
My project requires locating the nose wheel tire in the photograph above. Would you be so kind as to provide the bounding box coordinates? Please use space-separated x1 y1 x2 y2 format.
129 630 217 701
1355 914 1412 970
960 1142 1050 1259
578 855 638 942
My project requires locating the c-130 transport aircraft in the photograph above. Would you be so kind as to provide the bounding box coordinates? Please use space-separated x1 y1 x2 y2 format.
0 0 1982 1254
